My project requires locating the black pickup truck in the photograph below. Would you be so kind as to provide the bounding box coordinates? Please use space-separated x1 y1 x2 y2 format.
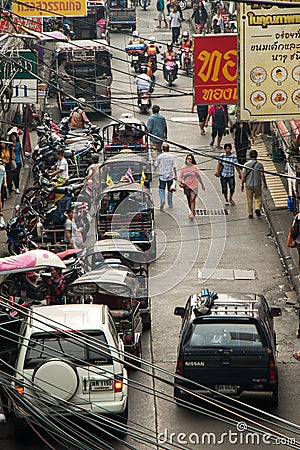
174 292 282 406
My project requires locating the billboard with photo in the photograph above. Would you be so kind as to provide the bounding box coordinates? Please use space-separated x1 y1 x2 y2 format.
239 2 300 121
193 34 237 105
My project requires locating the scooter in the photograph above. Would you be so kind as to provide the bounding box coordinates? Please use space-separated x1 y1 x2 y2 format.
163 60 178 87
138 90 152 114
182 47 192 76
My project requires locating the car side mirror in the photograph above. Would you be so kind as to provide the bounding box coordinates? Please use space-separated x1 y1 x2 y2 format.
270 307 282 317
174 306 185 317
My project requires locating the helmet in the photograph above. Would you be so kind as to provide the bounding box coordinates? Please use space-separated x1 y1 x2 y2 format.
149 36 155 44
141 66 148 74
167 42 173 48
182 31 189 38
78 97 86 106
132 30 139 37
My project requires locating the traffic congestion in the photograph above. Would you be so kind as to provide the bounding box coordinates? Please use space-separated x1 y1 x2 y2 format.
0 0 300 449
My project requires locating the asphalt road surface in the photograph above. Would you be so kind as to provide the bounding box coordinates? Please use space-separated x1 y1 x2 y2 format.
1 5 300 449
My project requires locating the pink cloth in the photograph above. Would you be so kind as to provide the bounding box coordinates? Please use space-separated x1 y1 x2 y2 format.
180 164 200 190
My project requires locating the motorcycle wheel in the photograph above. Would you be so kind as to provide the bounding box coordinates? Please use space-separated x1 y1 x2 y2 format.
8 242 21 256
185 62 190 76
168 73 173 87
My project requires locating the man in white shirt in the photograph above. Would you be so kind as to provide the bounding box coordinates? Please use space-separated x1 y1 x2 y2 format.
136 67 152 105
154 142 177 209
169 5 181 44
49 149 69 184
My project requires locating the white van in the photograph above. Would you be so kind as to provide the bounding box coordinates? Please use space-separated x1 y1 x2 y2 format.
10 304 128 427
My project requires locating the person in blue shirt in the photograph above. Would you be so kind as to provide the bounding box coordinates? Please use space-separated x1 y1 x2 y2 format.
8 132 22 194
146 105 168 154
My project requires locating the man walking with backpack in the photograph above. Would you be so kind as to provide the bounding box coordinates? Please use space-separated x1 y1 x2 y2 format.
204 104 228 149
241 149 267 219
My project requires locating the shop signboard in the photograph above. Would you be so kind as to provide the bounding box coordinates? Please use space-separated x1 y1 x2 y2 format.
12 0 87 17
193 34 238 105
0 12 42 33
239 2 300 121
11 79 38 103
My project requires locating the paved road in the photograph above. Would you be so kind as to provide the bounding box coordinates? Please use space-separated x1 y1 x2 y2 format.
1 6 300 449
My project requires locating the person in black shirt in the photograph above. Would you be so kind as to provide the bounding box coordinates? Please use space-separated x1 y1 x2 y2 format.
230 121 253 165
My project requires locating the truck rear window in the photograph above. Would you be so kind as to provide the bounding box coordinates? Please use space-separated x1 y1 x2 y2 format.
24 331 112 369
185 323 264 348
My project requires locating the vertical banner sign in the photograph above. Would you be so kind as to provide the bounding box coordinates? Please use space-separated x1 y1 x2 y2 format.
239 2 300 121
193 34 238 105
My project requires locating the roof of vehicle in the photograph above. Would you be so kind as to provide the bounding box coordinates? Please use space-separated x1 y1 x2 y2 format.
100 153 149 166
103 117 146 128
30 304 109 334
56 39 110 53
188 292 265 319
86 239 144 256
99 181 150 195
68 264 138 297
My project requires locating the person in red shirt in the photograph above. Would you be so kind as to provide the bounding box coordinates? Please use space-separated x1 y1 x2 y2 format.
179 154 205 219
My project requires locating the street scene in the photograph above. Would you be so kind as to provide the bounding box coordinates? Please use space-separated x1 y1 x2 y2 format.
0 0 300 449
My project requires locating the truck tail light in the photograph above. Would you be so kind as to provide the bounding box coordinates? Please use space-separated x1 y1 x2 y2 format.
269 358 276 382
114 380 123 392
15 384 24 395
175 358 183 377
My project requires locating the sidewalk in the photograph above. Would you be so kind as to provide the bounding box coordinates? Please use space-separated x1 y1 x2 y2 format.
261 136 300 300
0 131 37 257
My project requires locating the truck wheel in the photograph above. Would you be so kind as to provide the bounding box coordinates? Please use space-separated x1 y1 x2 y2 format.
270 384 278 407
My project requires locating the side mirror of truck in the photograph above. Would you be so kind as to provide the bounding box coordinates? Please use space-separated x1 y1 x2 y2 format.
174 307 185 317
270 307 282 317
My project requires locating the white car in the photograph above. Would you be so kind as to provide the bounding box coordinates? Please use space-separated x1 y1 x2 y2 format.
10 304 128 429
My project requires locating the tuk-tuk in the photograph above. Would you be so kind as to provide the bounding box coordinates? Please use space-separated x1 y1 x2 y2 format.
0 250 67 300
99 153 152 188
96 183 156 260
108 0 136 31
82 239 151 330
67 263 143 362
102 116 149 161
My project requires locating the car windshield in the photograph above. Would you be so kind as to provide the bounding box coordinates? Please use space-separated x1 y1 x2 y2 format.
185 323 264 348
24 331 112 369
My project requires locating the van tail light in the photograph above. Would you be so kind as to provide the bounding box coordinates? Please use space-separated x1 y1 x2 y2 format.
15 384 24 395
175 358 183 377
114 380 123 393
269 358 276 382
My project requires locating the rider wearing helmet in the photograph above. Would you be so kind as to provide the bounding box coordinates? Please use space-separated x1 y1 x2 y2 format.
69 98 92 130
163 42 178 79
179 30 193 68
128 30 144 45
145 37 160 73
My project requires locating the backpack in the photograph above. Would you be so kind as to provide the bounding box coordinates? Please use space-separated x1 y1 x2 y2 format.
212 105 226 127
157 0 162 10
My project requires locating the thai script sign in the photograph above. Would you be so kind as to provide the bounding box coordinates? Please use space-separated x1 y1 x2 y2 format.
11 79 38 103
193 34 237 105
0 12 43 33
239 1 300 121
0 51 37 80
12 0 87 17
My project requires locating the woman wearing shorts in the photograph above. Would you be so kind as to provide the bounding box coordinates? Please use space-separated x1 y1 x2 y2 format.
157 0 168 28
179 154 205 219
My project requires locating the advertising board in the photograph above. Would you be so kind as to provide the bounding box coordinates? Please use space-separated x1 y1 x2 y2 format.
13 0 87 18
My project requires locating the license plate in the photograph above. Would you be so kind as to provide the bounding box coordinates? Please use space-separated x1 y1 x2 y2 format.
215 384 237 394
132 55 139 60
87 379 113 391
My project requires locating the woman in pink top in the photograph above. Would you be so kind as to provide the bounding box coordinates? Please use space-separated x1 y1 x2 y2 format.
179 154 205 219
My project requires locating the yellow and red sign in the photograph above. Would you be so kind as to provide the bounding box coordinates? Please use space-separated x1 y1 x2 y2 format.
193 34 237 105
13 0 87 17
239 2 300 121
